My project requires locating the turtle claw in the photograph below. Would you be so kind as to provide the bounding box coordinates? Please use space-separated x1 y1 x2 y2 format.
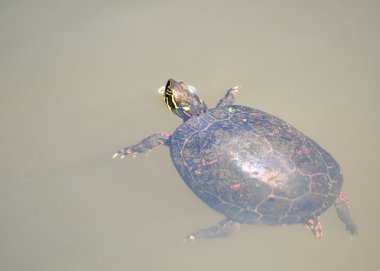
230 86 240 93
305 217 323 239
112 148 135 159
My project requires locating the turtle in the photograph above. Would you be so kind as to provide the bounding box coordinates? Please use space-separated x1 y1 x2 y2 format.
113 79 357 240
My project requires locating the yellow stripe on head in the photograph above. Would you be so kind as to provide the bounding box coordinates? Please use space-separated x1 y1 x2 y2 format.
164 96 172 110
164 89 179 110
170 94 179 109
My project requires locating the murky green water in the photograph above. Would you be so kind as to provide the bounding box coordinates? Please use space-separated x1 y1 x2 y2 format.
1 0 379 270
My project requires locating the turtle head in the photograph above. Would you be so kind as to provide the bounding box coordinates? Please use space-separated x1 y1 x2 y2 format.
159 79 208 121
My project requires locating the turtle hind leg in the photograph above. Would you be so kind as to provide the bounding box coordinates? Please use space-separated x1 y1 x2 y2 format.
305 216 323 238
335 192 358 235
113 132 171 159
186 219 239 242
216 86 240 107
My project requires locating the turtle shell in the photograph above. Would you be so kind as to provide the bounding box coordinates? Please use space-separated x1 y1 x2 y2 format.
169 105 343 225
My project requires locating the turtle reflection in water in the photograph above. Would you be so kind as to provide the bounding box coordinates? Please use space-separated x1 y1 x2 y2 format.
114 79 357 240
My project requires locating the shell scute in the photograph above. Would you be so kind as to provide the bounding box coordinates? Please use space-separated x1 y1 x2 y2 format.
289 193 326 218
291 143 328 175
185 115 209 131
257 196 292 217
273 171 311 199
311 174 331 194
208 108 230 120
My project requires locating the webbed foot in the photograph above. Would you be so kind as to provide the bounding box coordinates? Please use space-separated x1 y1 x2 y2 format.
305 216 323 238
113 132 171 158
216 86 240 107
185 219 239 242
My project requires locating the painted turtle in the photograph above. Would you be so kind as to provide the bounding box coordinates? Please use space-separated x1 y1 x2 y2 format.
114 79 357 240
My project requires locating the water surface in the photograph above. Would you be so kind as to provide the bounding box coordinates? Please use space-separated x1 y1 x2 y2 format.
1 1 379 270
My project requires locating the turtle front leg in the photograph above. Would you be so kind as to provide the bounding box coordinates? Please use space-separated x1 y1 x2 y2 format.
216 86 240 107
335 192 358 235
186 219 239 242
113 132 171 158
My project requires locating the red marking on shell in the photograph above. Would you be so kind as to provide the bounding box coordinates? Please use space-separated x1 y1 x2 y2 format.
230 183 241 189
267 127 281 136
201 159 218 167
